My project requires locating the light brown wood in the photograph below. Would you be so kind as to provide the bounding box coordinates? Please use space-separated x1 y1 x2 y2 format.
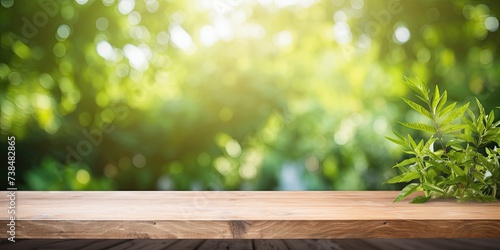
1 191 499 239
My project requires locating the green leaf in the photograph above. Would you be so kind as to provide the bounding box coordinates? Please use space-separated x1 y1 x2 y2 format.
486 110 495 128
442 175 467 185
473 171 487 185
491 120 500 128
403 97 433 119
398 122 436 133
441 103 469 127
394 183 420 202
431 85 440 114
427 159 451 175
463 116 477 133
441 124 467 134
393 157 419 168
385 136 407 148
405 78 429 102
483 133 500 145
407 134 418 149
447 162 466 176
447 139 465 151
422 182 444 194
477 115 485 134
457 133 475 145
416 78 430 101
438 102 457 117
410 195 431 203
467 109 476 121
475 98 485 117
387 171 420 183
436 90 448 114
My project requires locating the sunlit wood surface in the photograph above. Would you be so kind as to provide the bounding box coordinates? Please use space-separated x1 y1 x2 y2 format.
1 191 499 239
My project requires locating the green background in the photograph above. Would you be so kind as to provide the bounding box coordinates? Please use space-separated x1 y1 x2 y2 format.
1 0 499 190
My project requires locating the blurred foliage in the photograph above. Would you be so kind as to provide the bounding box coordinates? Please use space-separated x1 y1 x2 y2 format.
0 0 499 190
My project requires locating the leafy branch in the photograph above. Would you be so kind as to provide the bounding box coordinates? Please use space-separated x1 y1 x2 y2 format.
386 78 500 203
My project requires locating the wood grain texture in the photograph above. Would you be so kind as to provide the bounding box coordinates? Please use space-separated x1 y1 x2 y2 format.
1 191 499 239
197 239 253 250
253 240 289 250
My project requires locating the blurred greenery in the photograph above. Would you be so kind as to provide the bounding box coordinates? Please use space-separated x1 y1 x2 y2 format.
0 0 499 191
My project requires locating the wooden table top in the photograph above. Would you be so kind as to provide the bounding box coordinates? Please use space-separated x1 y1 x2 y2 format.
1 191 499 239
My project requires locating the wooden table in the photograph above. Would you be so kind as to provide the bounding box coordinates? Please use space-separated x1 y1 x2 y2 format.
1 191 499 239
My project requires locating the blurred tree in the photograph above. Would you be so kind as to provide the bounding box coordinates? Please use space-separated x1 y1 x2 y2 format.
0 0 498 191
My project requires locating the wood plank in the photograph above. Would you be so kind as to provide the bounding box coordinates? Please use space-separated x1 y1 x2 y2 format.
330 239 377 250
284 239 342 250
164 239 205 249
1 191 499 239
253 239 289 250
0 239 129 250
2 239 500 249
196 239 253 249
105 239 178 250
355 239 500 250
78 239 132 250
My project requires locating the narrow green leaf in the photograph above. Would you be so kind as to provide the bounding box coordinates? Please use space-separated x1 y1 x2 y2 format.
398 122 436 133
402 98 433 119
441 124 467 133
462 117 478 134
394 183 420 202
475 98 485 117
438 102 457 117
436 90 448 113
422 182 444 194
407 134 417 149
447 162 466 176
472 171 487 185
394 158 419 168
441 103 469 126
456 133 475 144
467 108 476 121
477 114 485 134
405 78 429 102
486 110 495 128
417 78 430 101
385 136 407 147
411 195 431 203
427 159 451 174
387 171 420 183
447 139 465 151
442 175 467 185
431 85 440 114
483 133 500 145
491 120 500 128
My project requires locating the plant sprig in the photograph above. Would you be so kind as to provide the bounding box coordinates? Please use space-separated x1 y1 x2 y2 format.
387 78 500 203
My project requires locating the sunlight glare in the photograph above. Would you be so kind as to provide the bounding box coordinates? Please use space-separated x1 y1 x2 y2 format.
118 0 135 15
394 25 411 44
169 23 193 50
200 25 218 47
123 44 150 71
96 41 116 61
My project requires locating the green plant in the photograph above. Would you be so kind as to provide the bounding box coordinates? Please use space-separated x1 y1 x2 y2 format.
387 79 500 203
